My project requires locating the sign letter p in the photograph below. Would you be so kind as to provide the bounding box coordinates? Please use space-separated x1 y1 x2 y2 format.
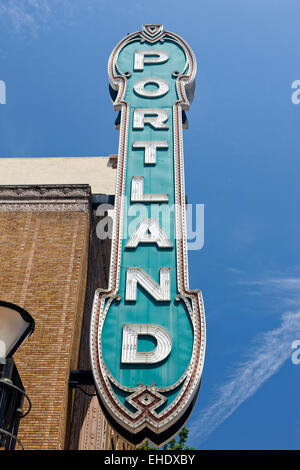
134 50 169 71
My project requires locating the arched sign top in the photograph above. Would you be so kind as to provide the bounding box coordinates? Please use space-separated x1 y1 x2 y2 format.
108 24 197 111
90 24 205 447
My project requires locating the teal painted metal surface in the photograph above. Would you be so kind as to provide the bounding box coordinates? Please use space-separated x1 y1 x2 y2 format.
90 25 205 446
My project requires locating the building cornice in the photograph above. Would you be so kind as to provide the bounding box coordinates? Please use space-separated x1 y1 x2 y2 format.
0 185 91 212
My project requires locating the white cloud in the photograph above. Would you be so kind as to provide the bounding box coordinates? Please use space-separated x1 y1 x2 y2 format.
190 310 300 444
0 0 85 35
190 274 300 444
0 1 49 34
239 277 300 290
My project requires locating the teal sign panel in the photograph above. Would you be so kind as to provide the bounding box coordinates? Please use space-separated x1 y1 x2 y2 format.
90 24 205 446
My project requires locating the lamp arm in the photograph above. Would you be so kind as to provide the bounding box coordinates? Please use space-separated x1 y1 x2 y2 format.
0 428 24 450
0 379 32 418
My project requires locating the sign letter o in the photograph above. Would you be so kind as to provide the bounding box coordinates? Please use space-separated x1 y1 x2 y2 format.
133 78 169 98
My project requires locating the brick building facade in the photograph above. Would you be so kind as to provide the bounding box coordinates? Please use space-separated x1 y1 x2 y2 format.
0 158 132 450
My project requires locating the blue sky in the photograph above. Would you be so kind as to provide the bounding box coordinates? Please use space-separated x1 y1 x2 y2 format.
0 0 300 450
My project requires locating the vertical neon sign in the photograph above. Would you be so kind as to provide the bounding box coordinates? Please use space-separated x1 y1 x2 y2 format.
90 24 206 446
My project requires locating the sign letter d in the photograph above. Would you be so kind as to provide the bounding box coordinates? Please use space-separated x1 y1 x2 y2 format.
121 324 172 364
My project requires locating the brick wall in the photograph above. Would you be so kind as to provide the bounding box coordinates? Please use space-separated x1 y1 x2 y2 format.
0 185 90 450
67 208 133 450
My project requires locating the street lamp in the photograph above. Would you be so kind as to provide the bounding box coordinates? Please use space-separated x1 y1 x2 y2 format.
0 301 35 450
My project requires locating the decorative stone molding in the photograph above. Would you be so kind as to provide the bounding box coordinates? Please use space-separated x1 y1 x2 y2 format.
0 185 91 212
